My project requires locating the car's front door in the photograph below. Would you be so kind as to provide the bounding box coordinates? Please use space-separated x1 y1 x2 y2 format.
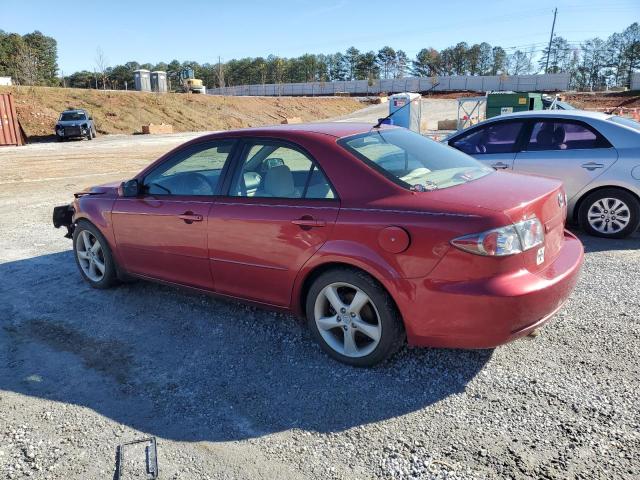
449 120 526 170
513 119 618 200
112 140 236 289
208 139 340 307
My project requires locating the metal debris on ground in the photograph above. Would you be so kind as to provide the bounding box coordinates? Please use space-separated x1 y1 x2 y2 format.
116 437 158 479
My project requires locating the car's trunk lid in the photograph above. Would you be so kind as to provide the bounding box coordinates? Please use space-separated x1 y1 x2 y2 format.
420 171 567 271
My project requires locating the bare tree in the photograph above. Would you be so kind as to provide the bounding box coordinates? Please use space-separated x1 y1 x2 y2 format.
95 47 109 90
16 46 39 85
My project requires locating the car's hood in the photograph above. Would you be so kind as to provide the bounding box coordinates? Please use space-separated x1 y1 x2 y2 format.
75 181 121 197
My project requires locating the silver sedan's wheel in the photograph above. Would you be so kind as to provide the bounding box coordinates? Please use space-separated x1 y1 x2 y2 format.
313 282 382 358
587 197 631 234
75 230 106 282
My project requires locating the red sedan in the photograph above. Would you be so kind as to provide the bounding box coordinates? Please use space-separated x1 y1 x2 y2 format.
53 123 584 366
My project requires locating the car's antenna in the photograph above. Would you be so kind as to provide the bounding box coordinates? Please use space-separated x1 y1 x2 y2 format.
372 83 440 129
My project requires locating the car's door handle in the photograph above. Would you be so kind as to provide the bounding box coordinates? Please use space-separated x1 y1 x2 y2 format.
291 217 326 228
491 162 509 169
178 212 203 224
581 162 604 171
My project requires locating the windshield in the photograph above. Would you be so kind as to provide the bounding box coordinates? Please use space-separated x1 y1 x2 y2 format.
338 127 492 191
60 112 87 121
609 115 640 131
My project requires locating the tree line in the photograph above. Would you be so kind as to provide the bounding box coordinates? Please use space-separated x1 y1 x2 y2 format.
0 30 58 86
1 23 638 92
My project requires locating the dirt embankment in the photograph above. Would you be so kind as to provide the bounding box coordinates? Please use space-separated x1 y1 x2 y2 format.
0 86 364 139
562 91 640 111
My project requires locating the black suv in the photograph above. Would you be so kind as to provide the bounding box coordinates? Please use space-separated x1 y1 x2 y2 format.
55 109 96 141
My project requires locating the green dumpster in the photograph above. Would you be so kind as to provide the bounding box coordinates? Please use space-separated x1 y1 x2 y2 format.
486 92 543 119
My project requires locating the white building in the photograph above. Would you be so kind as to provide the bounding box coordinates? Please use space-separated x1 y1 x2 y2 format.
0 77 13 86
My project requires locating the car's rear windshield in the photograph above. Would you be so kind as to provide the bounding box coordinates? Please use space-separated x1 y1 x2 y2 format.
609 115 640 131
60 112 86 121
338 127 492 191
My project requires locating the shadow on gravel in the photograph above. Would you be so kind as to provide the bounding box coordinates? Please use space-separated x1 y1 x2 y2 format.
0 251 492 442
573 229 640 254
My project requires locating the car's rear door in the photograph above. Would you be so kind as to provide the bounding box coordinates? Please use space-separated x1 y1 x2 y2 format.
513 119 618 200
112 140 237 289
208 139 340 307
448 120 527 170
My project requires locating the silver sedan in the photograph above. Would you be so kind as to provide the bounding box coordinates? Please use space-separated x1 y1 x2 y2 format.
446 110 640 238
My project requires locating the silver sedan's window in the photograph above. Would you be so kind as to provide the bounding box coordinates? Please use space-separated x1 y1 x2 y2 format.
525 121 608 151
451 122 524 155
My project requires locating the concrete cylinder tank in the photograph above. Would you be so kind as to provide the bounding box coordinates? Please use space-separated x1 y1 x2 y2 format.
133 69 151 92
387 92 422 132
151 71 167 93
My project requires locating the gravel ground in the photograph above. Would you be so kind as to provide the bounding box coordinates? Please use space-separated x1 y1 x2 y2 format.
0 135 639 479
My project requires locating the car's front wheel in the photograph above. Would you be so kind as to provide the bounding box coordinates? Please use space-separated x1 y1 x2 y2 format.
306 268 404 367
73 221 119 288
579 188 640 238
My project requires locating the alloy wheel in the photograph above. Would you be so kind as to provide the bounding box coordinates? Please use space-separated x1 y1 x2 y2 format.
587 197 631 235
76 230 106 282
313 282 382 358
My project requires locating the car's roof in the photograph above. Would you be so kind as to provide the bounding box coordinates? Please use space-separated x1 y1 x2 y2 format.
496 109 611 121
62 109 87 113
218 122 383 139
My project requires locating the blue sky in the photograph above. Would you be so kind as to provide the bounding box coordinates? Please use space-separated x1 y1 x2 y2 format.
3 0 638 73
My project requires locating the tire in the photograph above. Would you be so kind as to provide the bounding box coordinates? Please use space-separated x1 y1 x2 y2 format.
91 128 96 139
86 132 93 140
306 267 405 367
72 220 119 289
578 188 640 239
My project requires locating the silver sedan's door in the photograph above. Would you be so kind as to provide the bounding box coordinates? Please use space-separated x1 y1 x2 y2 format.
449 120 526 171
513 120 618 200
471 152 516 171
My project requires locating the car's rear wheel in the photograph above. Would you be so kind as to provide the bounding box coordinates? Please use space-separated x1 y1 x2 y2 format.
579 188 640 238
306 268 404 367
73 221 119 288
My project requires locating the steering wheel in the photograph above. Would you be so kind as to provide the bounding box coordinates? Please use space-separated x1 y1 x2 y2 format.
176 172 213 195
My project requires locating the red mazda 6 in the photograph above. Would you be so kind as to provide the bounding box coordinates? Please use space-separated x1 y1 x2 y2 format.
53 123 583 366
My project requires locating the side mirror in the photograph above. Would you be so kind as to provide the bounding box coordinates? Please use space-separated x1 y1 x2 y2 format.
121 179 140 197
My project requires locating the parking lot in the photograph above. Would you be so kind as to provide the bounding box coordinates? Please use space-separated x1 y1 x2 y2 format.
0 135 639 479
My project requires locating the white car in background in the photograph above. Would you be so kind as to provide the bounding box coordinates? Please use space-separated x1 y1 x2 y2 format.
446 110 640 238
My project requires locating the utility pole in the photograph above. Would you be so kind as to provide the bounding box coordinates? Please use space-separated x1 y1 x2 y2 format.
218 56 225 89
544 7 558 74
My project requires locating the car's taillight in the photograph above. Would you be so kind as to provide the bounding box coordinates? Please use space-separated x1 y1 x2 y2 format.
451 217 544 256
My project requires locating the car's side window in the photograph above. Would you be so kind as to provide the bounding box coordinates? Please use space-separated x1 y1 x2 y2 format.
230 141 335 199
525 121 610 151
144 140 236 196
451 122 524 155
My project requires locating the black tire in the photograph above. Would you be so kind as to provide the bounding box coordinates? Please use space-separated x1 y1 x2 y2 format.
306 267 405 367
578 188 640 239
72 220 119 289
86 132 93 140
91 128 96 139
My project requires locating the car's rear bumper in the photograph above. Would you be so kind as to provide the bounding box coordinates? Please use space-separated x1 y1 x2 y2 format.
401 230 584 349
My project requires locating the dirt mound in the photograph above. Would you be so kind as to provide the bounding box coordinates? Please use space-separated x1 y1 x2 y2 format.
0 86 363 139
562 91 640 111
